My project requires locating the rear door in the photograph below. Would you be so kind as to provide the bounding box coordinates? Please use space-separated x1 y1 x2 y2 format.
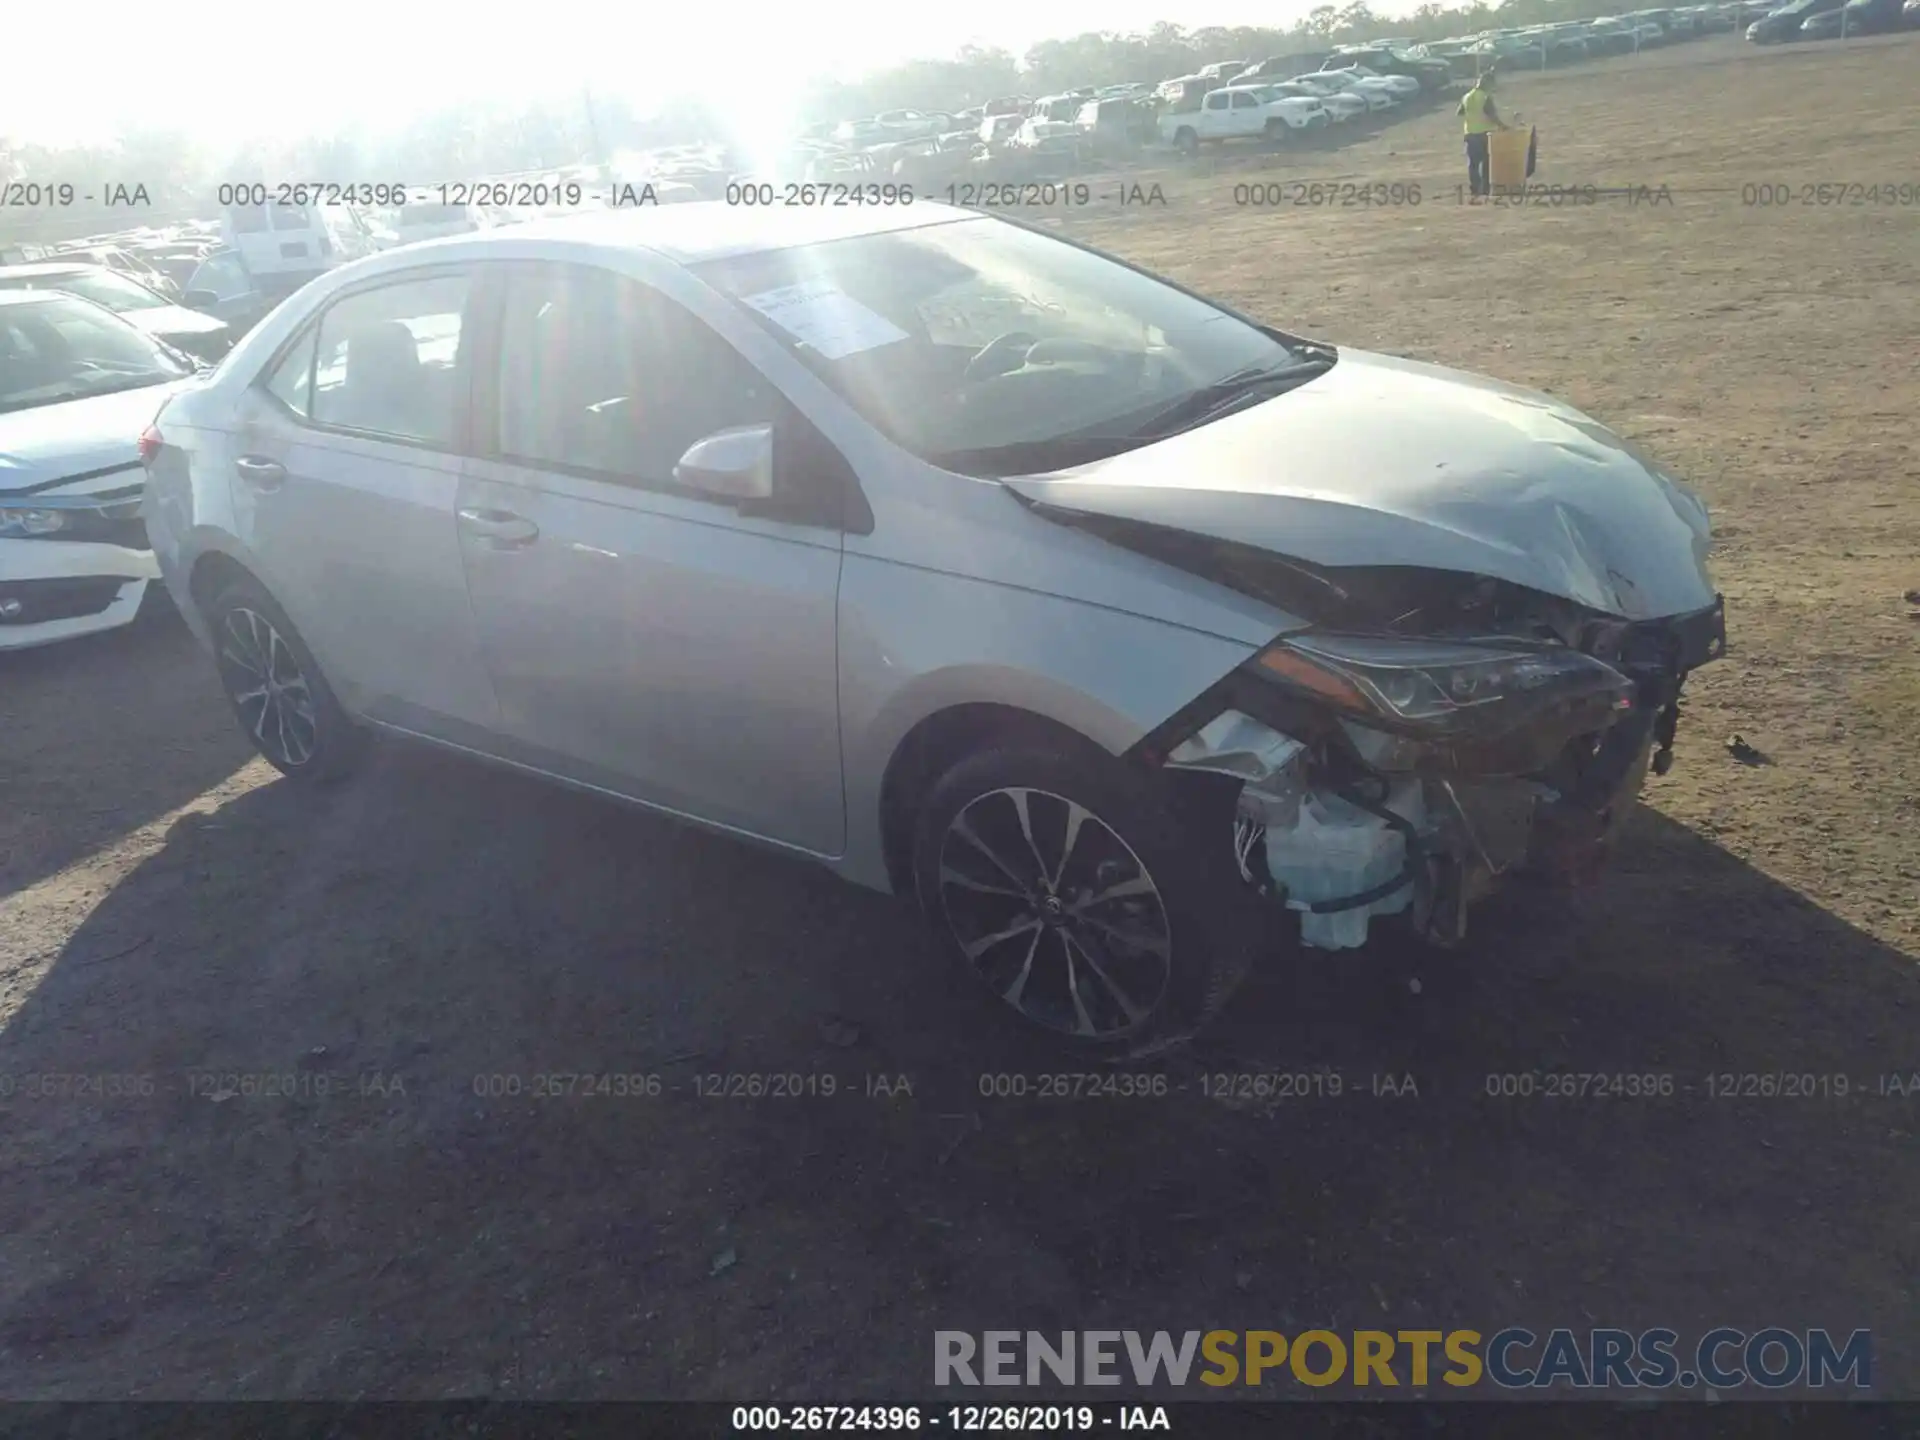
453 262 848 854
227 266 501 738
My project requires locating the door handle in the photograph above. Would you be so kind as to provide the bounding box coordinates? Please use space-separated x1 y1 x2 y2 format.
457 506 540 547
235 455 287 490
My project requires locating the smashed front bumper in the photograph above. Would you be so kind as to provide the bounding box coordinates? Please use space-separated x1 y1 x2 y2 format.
1141 595 1727 949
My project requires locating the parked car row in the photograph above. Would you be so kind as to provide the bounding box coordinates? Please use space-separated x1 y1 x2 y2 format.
795 0 1903 185
778 51 1450 186
1402 2 1771 68
1746 0 1914 41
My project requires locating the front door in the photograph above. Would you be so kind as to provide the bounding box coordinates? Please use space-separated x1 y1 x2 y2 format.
454 263 846 855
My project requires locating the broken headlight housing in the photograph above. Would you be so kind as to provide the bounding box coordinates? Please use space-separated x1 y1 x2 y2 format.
1251 632 1636 773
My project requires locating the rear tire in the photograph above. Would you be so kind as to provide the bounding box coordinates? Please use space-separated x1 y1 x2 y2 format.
1174 127 1200 157
911 742 1249 1054
204 574 365 782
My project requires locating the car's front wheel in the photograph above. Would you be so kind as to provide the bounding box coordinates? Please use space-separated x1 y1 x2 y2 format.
912 742 1243 1053
206 575 365 782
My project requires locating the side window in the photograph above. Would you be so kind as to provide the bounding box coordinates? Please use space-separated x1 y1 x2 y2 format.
494 266 778 488
262 327 318 417
1231 92 1259 109
1205 92 1228 111
309 273 469 447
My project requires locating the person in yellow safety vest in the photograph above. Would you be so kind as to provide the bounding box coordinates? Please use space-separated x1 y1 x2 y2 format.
1457 71 1512 199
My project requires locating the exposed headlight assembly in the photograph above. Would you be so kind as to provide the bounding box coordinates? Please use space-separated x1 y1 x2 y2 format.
1250 632 1636 774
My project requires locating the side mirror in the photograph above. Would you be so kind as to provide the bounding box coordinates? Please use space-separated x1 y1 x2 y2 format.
673 423 774 503
182 289 220 310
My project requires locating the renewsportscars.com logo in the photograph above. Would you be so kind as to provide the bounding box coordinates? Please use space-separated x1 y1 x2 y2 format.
934 1329 1873 1391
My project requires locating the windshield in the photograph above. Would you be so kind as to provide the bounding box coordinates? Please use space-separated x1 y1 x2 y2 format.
0 295 190 413
697 216 1304 477
2 268 172 313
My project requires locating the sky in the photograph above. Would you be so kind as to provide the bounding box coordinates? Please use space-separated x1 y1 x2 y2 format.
2 0 1425 151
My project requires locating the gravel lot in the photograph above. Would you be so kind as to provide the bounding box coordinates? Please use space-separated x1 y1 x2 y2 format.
2 32 1916 1400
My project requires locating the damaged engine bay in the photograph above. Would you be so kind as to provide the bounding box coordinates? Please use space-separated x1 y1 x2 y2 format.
1091 518 1730 951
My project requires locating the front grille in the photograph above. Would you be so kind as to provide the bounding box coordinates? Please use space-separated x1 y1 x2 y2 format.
0 576 131 625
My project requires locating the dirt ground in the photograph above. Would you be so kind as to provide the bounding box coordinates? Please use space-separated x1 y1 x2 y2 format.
2 34 1917 1402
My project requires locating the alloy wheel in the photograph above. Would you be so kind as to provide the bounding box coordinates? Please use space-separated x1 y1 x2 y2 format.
217 606 319 769
936 787 1173 1038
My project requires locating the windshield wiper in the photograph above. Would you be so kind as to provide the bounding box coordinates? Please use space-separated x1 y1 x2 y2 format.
1120 354 1336 441
928 352 1338 478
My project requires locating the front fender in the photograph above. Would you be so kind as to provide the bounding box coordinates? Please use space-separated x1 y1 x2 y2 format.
835 556 1260 892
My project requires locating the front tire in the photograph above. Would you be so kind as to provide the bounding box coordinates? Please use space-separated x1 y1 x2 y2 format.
911 743 1244 1053
205 575 365 782
1174 127 1200 157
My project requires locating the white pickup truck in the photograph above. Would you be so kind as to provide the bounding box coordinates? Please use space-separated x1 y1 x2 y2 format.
1159 84 1331 155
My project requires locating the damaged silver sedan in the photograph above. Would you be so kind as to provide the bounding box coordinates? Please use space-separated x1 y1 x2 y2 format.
144 202 1724 1053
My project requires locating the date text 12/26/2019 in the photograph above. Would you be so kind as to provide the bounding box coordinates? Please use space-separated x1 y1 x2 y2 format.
729 1405 1169 1431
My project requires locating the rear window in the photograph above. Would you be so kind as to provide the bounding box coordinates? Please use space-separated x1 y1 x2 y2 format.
228 207 270 234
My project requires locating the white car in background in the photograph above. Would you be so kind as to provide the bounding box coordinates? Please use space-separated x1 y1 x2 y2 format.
0 291 198 649
1263 81 1369 124
1291 72 1400 113
220 202 379 282
1160 85 1331 154
1242 86 1335 131
1319 64 1424 99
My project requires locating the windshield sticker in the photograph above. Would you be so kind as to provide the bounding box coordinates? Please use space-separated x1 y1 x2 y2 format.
741 281 909 360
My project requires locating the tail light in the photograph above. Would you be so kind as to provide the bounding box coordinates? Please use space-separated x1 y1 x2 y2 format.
138 424 163 466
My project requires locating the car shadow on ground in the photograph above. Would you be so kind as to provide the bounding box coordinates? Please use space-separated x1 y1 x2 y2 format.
1 741 1914 1397
0 596 254 902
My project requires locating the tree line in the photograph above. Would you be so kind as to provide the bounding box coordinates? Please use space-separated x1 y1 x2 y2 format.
2 0 1620 241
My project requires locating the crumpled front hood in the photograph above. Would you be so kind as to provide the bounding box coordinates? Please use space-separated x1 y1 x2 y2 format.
1007 347 1717 621
0 380 193 495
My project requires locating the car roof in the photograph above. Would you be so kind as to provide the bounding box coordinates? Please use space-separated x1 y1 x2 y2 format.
395 200 972 265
